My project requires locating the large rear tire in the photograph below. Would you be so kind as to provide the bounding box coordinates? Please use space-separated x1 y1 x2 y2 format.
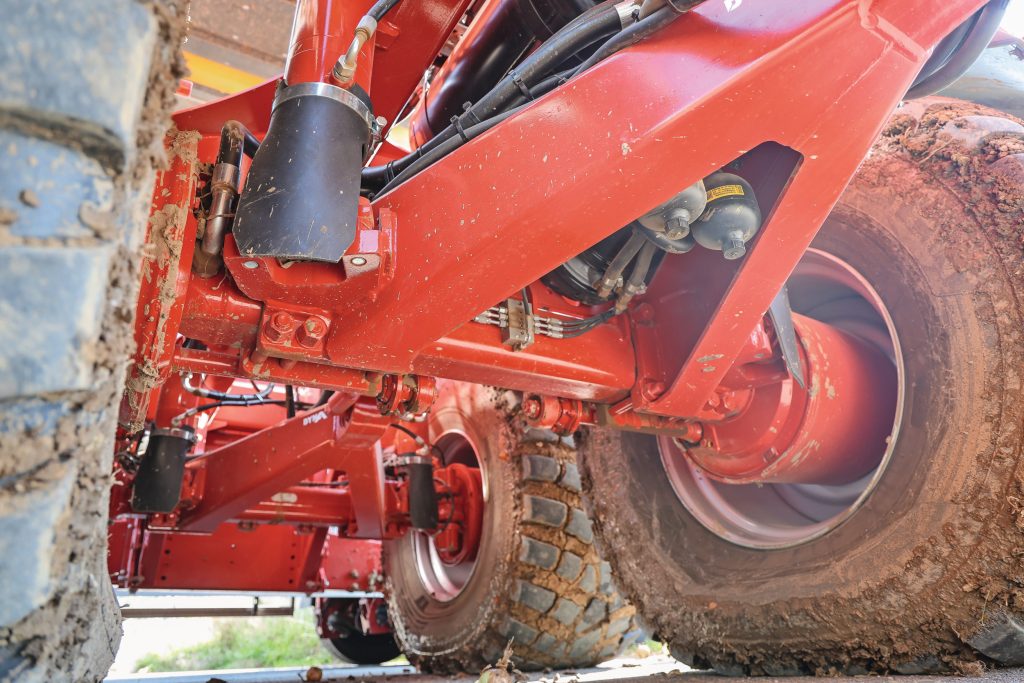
579 98 1024 675
0 2 185 680
384 382 640 673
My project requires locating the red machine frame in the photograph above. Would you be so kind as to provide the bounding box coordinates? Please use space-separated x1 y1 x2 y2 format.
109 0 984 597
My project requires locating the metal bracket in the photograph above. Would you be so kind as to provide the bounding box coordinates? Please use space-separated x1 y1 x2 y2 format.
501 298 534 350
474 299 588 349
767 286 806 389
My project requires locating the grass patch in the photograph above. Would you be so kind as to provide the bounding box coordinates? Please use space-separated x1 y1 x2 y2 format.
134 611 335 672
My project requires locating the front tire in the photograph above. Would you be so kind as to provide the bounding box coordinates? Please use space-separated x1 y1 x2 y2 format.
0 1 185 680
579 98 1024 675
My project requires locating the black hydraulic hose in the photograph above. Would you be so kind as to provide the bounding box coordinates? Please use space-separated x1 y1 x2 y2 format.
447 2 622 128
904 0 1009 100
613 240 658 312
377 104 529 195
572 3 681 77
214 120 260 167
285 385 296 418
367 0 402 20
626 241 657 290
596 230 646 298
181 374 273 402
362 0 623 193
638 224 695 253
172 399 288 426
560 309 616 337
911 13 976 86
527 68 575 99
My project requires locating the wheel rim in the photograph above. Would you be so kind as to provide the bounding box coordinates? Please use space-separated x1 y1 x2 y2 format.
411 429 486 601
660 248 905 549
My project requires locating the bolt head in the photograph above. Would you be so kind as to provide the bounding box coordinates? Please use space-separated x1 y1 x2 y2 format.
242 260 259 269
297 317 328 347
641 380 666 401
350 255 368 267
723 237 746 260
270 311 294 329
523 396 542 419
664 215 690 239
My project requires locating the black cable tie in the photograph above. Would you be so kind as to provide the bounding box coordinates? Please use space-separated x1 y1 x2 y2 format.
384 161 396 182
450 115 470 143
508 69 533 100
461 102 482 124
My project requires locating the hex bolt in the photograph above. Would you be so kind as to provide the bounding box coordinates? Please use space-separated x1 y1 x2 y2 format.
664 210 691 239
633 303 655 323
297 317 328 348
264 311 297 342
641 379 666 401
723 232 747 260
522 395 543 420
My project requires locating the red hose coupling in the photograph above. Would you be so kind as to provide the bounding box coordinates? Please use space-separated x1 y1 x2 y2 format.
522 394 592 435
377 374 438 418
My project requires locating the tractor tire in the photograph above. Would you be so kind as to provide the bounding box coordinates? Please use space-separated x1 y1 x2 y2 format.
0 2 186 681
318 597 402 665
322 633 402 665
383 382 640 673
578 98 1024 676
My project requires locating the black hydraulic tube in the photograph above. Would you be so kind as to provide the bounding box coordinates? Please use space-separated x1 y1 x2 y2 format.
201 120 258 260
904 0 1009 100
362 0 622 192
596 230 646 298
410 0 535 143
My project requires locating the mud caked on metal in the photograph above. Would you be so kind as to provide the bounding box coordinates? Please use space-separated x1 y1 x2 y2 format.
233 82 373 262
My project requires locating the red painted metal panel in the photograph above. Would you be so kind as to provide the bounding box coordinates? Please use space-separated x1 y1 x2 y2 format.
108 519 387 593
177 395 387 532
304 0 979 413
118 132 199 430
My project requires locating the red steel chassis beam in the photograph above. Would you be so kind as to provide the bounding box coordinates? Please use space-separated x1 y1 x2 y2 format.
111 0 983 594
165 0 982 420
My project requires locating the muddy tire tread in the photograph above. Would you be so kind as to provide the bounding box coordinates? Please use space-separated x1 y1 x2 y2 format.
580 98 1024 676
404 437 640 674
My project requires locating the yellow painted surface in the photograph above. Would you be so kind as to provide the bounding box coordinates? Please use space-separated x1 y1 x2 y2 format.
183 51 265 94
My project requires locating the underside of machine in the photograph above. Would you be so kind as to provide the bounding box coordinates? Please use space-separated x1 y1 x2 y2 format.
91 0 1024 675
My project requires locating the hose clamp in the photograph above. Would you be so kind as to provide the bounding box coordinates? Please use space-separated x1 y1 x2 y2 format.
615 0 642 26
210 162 240 190
153 426 199 444
274 82 375 131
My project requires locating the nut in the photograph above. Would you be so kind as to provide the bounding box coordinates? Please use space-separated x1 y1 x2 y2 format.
296 317 328 348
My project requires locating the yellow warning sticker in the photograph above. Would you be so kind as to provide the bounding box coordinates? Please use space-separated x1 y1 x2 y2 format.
706 184 745 201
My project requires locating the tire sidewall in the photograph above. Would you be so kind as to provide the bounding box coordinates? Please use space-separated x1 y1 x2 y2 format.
384 384 519 658
581 146 1019 654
